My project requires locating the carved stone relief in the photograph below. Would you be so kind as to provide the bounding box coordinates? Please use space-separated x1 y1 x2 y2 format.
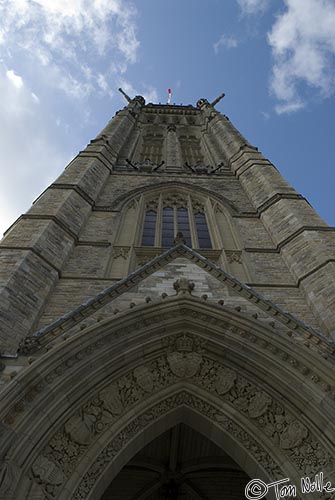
226 250 242 264
28 334 333 499
73 392 284 500
112 247 130 260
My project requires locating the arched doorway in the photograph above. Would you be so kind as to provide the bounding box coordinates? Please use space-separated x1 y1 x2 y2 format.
1 299 334 500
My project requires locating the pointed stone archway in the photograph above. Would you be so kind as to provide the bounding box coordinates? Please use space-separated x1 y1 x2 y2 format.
99 422 251 500
0 299 334 500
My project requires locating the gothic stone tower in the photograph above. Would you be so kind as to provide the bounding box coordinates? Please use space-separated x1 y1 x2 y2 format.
0 93 334 500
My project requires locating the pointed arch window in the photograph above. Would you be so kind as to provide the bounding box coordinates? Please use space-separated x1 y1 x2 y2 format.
195 212 211 248
142 210 157 246
162 207 174 247
141 195 211 249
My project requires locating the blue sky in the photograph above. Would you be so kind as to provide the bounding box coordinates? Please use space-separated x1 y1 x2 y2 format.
0 0 334 235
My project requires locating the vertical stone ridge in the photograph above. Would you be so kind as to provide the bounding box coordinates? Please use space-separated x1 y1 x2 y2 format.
0 96 145 355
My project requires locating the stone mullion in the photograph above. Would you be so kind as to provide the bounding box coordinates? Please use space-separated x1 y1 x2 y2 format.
155 195 163 248
205 199 220 249
135 195 146 247
173 206 178 239
188 195 198 249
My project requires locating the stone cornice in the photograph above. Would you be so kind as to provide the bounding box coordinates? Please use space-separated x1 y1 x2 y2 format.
49 184 95 206
3 214 78 242
297 259 335 286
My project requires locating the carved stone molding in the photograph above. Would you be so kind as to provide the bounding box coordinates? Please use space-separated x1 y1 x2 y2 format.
112 247 130 260
226 250 243 264
72 392 283 500
27 334 333 499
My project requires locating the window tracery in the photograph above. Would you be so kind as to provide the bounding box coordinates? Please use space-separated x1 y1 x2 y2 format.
140 133 163 164
141 194 211 249
179 135 203 165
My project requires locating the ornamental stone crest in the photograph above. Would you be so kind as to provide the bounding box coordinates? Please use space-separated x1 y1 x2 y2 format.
248 392 273 418
133 365 154 392
32 456 66 488
167 335 202 378
214 367 237 395
280 421 309 450
100 384 123 415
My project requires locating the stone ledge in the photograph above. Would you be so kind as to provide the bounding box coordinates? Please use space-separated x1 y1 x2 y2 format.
49 184 95 206
297 259 335 286
4 214 78 242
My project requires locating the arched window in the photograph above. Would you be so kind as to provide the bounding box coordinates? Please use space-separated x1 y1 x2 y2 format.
142 210 157 246
177 207 191 246
162 207 174 247
195 212 211 248
141 195 211 249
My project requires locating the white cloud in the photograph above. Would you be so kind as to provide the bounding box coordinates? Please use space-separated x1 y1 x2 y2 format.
275 101 304 115
268 0 335 113
6 69 23 89
0 0 139 99
237 0 269 15
214 34 238 54
0 70 71 236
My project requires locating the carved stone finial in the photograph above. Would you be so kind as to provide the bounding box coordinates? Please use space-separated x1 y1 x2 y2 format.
196 98 209 109
18 335 41 354
173 278 195 295
134 95 145 106
167 123 176 132
174 232 186 244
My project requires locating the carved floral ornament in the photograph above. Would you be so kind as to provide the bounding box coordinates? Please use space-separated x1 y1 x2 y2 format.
23 333 333 500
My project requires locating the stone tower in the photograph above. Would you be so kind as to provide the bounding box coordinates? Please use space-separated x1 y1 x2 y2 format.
0 93 334 500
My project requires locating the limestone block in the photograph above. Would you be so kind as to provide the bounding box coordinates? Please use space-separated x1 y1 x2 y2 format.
0 249 58 354
54 156 111 201
62 245 110 277
261 199 327 245
27 189 92 236
1 219 74 270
